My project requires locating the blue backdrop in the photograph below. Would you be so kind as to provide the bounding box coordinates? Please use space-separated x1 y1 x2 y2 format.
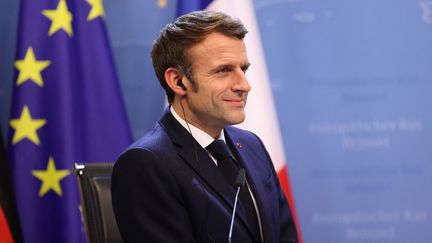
1 0 431 242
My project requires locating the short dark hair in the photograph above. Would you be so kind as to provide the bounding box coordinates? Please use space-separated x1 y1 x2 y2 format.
151 10 248 103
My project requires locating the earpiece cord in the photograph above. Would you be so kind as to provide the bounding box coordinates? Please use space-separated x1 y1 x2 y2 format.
180 100 215 243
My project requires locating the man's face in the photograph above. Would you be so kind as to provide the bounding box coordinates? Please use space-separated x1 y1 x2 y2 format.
182 32 251 135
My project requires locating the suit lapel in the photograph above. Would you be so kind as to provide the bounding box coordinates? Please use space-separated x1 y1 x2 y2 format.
175 141 255 241
225 128 275 243
160 110 260 241
159 110 237 215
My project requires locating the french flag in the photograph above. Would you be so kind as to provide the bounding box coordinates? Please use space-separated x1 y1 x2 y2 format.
178 1 302 241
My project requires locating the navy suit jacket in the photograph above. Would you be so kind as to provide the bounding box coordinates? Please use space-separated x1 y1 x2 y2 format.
111 110 298 243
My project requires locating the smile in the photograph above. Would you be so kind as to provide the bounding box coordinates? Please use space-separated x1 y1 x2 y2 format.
224 99 246 107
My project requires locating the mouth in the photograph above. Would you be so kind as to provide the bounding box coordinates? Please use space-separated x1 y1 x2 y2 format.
224 98 246 107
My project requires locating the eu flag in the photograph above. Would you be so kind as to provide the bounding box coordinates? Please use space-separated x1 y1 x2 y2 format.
176 0 212 16
8 0 132 242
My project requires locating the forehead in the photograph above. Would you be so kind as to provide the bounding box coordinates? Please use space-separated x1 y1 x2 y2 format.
187 32 248 67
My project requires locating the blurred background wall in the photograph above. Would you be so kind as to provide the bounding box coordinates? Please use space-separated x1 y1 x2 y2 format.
1 0 431 242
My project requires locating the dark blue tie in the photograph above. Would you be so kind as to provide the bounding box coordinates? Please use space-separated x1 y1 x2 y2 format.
206 139 239 185
206 139 261 243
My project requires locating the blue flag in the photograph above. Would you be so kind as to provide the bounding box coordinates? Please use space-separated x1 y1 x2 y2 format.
8 0 132 242
176 0 212 16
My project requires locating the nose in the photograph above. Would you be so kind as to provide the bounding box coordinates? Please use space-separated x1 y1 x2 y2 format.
232 69 251 93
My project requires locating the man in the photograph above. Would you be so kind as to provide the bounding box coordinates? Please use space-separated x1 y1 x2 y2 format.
111 10 298 243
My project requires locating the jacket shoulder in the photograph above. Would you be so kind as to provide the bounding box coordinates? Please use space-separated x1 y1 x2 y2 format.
114 122 176 170
225 126 263 146
120 121 174 156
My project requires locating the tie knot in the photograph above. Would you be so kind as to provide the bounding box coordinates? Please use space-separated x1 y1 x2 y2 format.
206 139 232 161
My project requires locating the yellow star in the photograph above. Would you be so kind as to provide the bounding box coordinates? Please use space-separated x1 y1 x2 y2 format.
32 157 70 197
42 0 73 36
158 0 167 8
9 105 47 145
14 47 51 87
86 0 105 21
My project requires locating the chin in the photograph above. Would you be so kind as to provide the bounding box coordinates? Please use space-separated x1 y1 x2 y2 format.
227 115 246 125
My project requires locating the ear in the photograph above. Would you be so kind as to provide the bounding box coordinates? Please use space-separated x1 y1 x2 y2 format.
165 67 186 96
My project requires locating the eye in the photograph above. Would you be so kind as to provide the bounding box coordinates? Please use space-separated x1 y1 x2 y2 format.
241 63 250 73
216 67 232 73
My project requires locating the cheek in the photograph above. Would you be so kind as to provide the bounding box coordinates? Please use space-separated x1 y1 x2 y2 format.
191 91 214 111
210 92 225 109
196 84 227 108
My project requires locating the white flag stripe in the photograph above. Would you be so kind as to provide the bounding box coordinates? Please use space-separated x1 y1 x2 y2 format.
207 0 286 172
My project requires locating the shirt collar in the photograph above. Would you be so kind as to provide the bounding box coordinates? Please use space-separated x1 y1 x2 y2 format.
170 106 225 148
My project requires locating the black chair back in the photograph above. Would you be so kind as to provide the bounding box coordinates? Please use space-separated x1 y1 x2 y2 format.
74 163 122 243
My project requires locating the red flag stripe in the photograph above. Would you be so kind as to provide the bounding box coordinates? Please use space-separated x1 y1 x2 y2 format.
278 165 302 243
0 206 14 243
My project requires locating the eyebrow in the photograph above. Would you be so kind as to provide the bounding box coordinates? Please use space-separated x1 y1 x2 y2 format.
209 62 251 73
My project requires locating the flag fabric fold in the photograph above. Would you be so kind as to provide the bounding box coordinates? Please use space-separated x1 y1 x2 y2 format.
8 0 132 242
177 0 302 241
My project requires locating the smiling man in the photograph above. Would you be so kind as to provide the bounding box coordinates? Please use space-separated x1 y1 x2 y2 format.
111 10 298 243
